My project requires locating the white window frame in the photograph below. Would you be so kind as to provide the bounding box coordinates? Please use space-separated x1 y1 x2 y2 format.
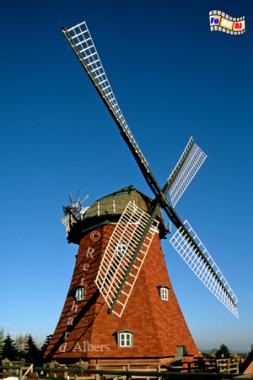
117 331 133 348
160 286 169 301
115 242 128 259
75 287 85 301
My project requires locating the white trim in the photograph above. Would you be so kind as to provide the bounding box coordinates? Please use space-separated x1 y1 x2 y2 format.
118 331 133 348
75 287 85 301
160 286 169 301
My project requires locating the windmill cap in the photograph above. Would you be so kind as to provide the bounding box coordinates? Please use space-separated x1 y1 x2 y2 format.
67 185 167 244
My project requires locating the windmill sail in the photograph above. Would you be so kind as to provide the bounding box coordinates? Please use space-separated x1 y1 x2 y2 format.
63 21 150 173
166 137 207 206
170 220 238 317
95 201 159 317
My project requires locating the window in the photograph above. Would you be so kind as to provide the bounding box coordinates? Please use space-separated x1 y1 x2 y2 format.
115 243 128 259
175 345 187 360
117 331 133 348
160 286 169 301
74 287 85 302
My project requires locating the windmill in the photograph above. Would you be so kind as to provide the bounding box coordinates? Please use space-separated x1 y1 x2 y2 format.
45 20 238 364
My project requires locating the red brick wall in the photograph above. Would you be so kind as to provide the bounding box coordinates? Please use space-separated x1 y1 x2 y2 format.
45 224 199 361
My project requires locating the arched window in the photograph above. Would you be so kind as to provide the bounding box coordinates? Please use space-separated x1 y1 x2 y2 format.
117 331 133 348
159 286 169 301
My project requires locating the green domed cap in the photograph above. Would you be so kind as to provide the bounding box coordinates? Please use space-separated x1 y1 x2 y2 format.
67 185 167 244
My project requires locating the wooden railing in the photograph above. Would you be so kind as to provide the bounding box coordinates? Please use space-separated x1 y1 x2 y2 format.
0 363 34 380
0 363 249 380
216 359 239 374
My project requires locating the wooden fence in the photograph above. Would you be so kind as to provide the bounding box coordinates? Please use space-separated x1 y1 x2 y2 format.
0 363 250 380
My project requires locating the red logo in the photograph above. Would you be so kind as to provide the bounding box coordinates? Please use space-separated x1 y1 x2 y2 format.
234 22 243 30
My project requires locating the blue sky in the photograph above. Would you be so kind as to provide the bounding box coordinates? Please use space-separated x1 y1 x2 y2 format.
0 0 252 352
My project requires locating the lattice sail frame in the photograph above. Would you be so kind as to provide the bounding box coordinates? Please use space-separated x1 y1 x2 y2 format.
63 21 150 172
95 201 159 317
167 137 207 207
170 220 238 318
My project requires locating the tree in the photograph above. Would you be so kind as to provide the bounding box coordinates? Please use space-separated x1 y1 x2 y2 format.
15 334 28 360
216 344 230 359
40 335 52 357
1 334 18 360
26 335 42 364
0 329 5 357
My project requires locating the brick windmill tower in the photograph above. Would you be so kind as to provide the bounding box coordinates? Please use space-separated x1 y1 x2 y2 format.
45 20 238 365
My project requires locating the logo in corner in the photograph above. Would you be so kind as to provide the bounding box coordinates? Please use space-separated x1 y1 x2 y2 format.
209 10 245 35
